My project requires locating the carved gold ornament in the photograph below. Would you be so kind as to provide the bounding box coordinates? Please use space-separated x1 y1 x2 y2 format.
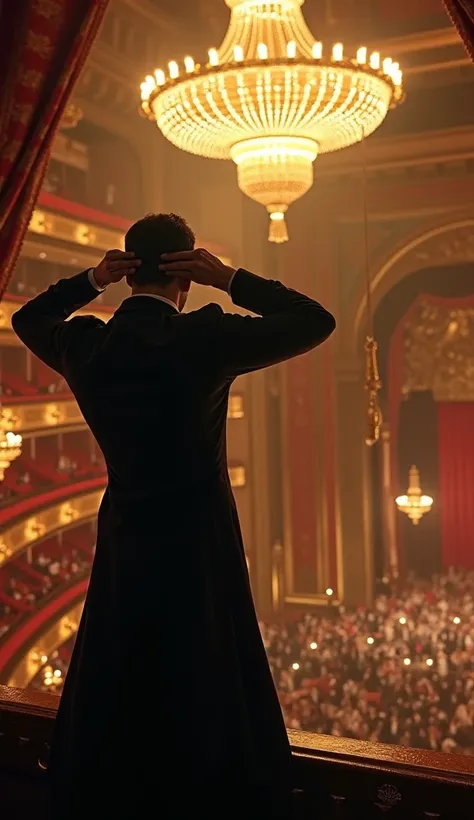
403 299 474 402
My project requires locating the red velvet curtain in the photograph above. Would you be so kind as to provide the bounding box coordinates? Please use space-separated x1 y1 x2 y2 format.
444 1 474 60
438 403 474 570
0 0 109 298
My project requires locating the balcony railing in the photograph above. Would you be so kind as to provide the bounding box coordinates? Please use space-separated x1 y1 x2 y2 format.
1 685 473 819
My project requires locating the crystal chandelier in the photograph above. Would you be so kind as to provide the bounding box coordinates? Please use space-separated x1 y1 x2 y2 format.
395 466 433 526
140 0 404 242
0 429 22 482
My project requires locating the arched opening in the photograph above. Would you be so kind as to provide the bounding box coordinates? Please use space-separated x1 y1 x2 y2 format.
372 262 474 579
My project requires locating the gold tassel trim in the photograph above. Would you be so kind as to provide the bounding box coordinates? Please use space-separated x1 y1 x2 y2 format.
268 209 289 244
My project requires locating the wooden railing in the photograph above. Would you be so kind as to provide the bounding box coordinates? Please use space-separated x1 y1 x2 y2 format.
1 686 473 818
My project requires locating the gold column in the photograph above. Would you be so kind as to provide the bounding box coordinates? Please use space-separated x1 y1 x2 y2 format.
271 540 284 614
380 425 399 579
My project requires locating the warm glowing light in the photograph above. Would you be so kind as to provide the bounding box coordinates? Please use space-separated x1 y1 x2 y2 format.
367 636 374 645
403 657 411 666
369 51 380 69
140 1 404 243
0 429 22 482
292 662 300 671
396 466 433 525
399 617 407 625
154 69 165 86
184 56 195 73
53 669 62 678
326 587 334 597
310 642 318 650
382 57 392 74
168 61 179 79
426 658 434 667
208 48 219 66
453 616 461 625
392 69 403 86
40 655 48 664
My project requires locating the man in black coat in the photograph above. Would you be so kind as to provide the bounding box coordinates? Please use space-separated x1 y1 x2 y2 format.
12 213 335 818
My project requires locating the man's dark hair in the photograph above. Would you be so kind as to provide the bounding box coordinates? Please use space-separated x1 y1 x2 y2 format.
124 213 195 286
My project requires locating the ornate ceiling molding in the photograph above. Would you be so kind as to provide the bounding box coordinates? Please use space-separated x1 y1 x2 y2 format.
354 215 474 344
318 126 474 176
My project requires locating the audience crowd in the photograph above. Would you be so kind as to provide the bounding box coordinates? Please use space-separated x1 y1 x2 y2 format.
262 569 474 755
0 548 90 639
4 565 474 756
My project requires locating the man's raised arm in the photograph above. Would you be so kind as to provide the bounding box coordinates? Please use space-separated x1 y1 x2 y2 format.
12 251 140 373
160 248 336 377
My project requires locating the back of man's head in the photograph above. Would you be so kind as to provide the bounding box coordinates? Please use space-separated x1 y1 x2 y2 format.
124 213 195 287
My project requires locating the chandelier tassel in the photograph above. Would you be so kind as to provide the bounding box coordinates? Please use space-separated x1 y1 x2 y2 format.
268 207 289 244
365 336 382 446
361 130 382 446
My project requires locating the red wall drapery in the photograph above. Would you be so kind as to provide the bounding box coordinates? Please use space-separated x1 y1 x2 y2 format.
438 402 474 570
444 1 474 60
0 0 109 298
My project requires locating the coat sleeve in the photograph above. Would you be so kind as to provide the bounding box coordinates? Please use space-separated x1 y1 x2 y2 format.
210 268 336 377
11 270 105 375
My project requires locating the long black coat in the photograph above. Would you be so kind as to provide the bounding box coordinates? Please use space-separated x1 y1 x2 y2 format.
12 268 335 818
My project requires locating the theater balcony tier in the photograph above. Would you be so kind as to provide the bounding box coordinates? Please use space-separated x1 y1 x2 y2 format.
0 685 473 819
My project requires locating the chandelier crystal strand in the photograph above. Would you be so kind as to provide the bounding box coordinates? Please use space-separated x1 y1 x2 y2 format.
140 0 404 242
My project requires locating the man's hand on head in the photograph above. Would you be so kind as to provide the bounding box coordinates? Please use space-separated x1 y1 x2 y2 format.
159 248 236 292
93 249 141 289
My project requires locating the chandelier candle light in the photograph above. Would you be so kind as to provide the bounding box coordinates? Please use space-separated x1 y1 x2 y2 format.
140 0 404 242
395 465 433 526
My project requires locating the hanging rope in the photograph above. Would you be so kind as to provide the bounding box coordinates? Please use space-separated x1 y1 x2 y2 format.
360 129 382 446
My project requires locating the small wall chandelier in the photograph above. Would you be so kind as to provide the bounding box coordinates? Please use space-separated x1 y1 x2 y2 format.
140 0 404 243
0 405 22 481
395 465 433 526
60 101 83 130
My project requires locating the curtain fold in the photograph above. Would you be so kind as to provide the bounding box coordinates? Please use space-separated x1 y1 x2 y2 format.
444 1 474 60
0 0 109 298
438 402 474 570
